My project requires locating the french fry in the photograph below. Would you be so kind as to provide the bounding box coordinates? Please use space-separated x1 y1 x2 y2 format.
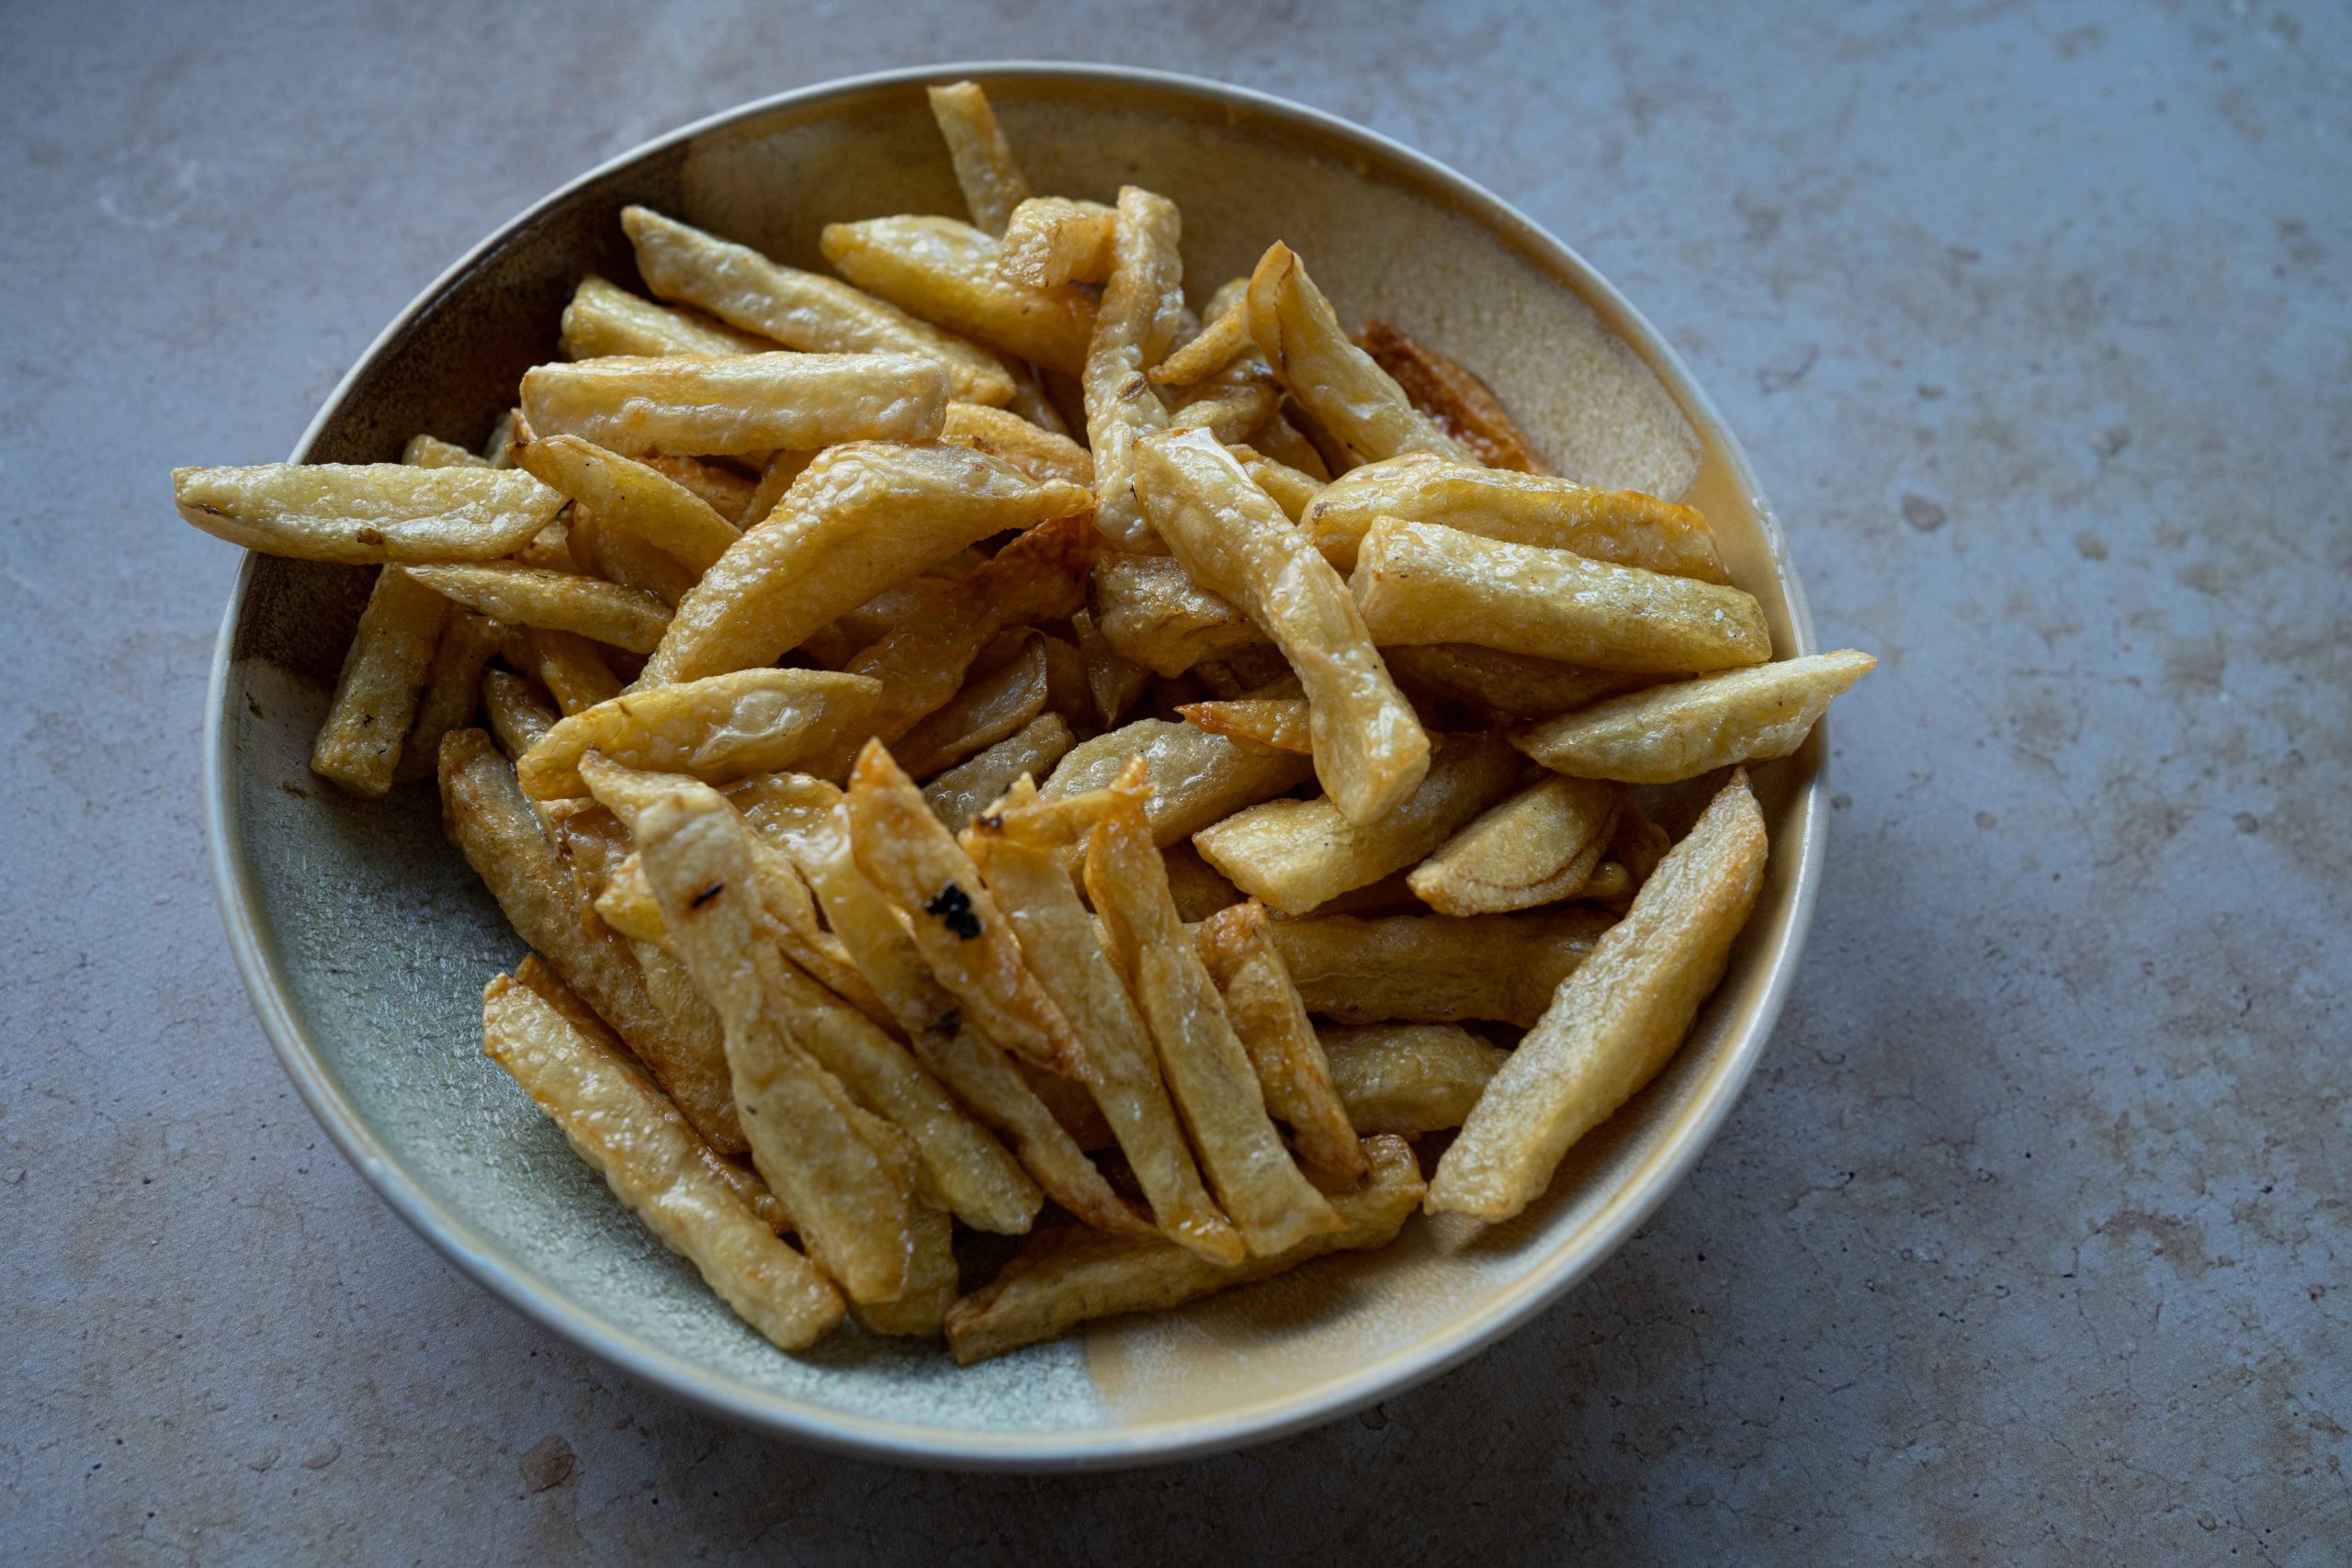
941 401 1094 487
1576 860 1635 902
1194 902 1368 1180
560 275 776 359
510 513 578 574
1354 319 1548 475
1176 696 1312 756
401 434 488 469
944 1134 1421 1365
1610 793 1672 884
481 974 842 1348
1251 411 1332 482
1380 643 1643 723
852 1197 960 1337
1318 1023 1509 1135
503 626 620 715
1085 788 1341 1255
1304 453 1725 580
519 352 950 458
733 449 812 530
894 632 1050 778
514 432 741 572
395 610 503 783
514 668 880 798
1243 243 1475 467
844 742 1091 1081
648 457 759 523
172 463 563 564
997 196 1117 288
403 562 671 654
1084 186 1185 551
310 567 450 795
1227 444 1321 521
820 216 1096 376
1430 769 1768 1220
1408 773 1619 916
567 507 698 605
1071 608 1150 727
481 668 560 761
1295 869 1422 918
1088 553 1268 676
1166 357 1283 446
481 409 526 469
1262 908 1614 1027
922 714 1074 829
620 206 1013 405
439 728 741 1151
1351 518 1773 674
1043 718 1312 846
641 442 1091 686
1000 356 1073 436
1193 734 1523 915
926 81 1032 236
1161 841 1245 921
1511 650 1875 784
1150 293 1250 387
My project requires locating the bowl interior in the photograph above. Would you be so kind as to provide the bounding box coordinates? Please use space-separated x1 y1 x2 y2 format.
212 65 1819 1467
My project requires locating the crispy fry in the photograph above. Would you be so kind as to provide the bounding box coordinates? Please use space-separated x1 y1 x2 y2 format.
310 567 450 795
1252 411 1332 481
401 434 488 469
944 1134 1420 1364
1380 643 1643 723
1355 320 1548 474
1176 696 1312 756
503 626 620 715
1512 650 1875 784
1085 789 1340 1255
520 352 949 458
997 196 1117 288
1351 518 1772 674
1085 186 1185 550
941 401 1094 487
1087 553 1268 676
923 714 1074 829
1430 770 1768 1219
733 449 812 530
1043 718 1312 846
566 507 697 605
481 410 526 469
1263 908 1614 1027
1195 902 1367 1180
1408 773 1619 916
403 562 671 654
1071 608 1150 727
895 632 1050 778
1227 444 1321 521
1150 294 1250 387
1193 734 1522 915
1610 794 1672 884
173 463 563 564
1318 1023 1508 1135
481 668 560 761
510 513 577 573
514 432 741 572
926 81 1032 235
481 974 842 1348
395 610 503 783
1159 841 1245 921
820 216 1096 375
641 442 1091 686
649 457 760 523
1167 355 1283 446
515 669 879 798
560 275 775 359
1242 243 1475 467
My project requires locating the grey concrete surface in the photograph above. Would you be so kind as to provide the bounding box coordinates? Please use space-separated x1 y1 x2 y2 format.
4 0 2346 1561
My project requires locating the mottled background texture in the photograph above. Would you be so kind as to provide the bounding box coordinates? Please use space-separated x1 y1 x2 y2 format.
3 0 2346 1562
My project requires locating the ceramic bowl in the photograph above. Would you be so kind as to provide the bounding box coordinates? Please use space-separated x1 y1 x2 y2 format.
205 62 1824 1470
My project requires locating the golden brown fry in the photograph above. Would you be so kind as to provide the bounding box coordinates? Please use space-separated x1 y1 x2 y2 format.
1576 860 1635 902
514 432 741 572
1160 841 1245 922
1166 356 1283 446
642 442 1091 686
1227 444 1321 521
851 1198 960 1337
1085 186 1185 550
404 562 671 654
1176 696 1312 756
481 668 560 761
481 409 526 468
1150 294 1250 387
401 434 489 469
395 610 503 784
1085 789 1340 1256
481 974 842 1348
895 633 1050 778
941 401 1094 487
927 81 1032 236
648 457 760 524
520 353 949 458
311 567 450 795
820 216 1096 375
515 668 880 798
1351 518 1772 674
173 463 564 564
944 1134 1422 1365
1070 608 1150 728
1263 908 1614 1027
1318 1023 1509 1135
1087 553 1268 677
1430 770 1768 1220
1354 319 1549 475
1611 793 1672 884
997 196 1117 288
922 714 1074 829
1044 718 1313 847
732 449 811 530
1194 902 1368 1180
503 626 621 715
1512 650 1875 784
1252 412 1332 481
1408 773 1619 916
560 275 776 359
1193 734 1522 915
569 507 698 606
1380 643 1643 724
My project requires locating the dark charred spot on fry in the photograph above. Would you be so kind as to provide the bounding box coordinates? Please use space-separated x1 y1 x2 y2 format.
933 1010 961 1038
925 882 983 939
355 526 387 546
690 881 726 908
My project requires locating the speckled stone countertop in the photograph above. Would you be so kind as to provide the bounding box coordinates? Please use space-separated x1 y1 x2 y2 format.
4 2 2344 1561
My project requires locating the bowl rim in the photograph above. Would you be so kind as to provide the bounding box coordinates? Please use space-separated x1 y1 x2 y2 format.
202 59 1824 1472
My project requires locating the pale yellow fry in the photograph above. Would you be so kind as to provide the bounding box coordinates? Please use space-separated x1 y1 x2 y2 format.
1227 444 1322 521
515 669 880 798
395 610 502 784
404 562 670 654
173 463 563 564
1381 643 1644 724
1318 1024 1508 1136
1305 453 1726 580
567 508 697 606
401 434 489 469
481 975 842 1348
1194 901 1368 1180
942 402 1094 487
1150 295 1250 387
1088 553 1268 677
520 353 949 458
923 714 1074 829
642 442 1091 686
1512 650 1876 784
1044 718 1312 847
1243 243 1475 467
944 1134 1420 1364
851 1198 960 1337
736 449 812 530
622 206 1012 405
1253 411 1333 481
1193 734 1523 915
514 432 741 572
895 634 1050 779
439 729 741 1151
1084 186 1184 550
560 275 776 359
1263 908 1614 1028
504 626 621 716
1086 793 1340 1256
311 567 449 795
997 196 1117 288
1136 427 1426 824
481 409 525 468
1167 358 1283 446
1408 773 1619 917
481 668 560 761
927 81 1032 235
820 216 1095 375
1430 770 1768 1220
1177 697 1312 756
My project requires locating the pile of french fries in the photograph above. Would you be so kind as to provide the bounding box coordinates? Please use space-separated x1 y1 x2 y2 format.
174 84 1872 1364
